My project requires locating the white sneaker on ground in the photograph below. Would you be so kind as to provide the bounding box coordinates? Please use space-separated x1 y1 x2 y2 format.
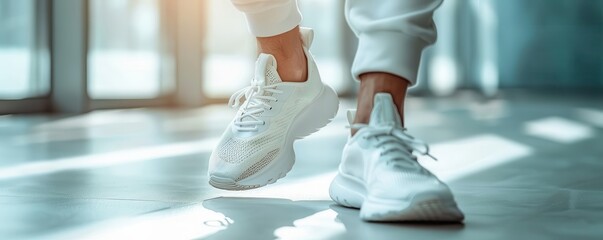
329 93 464 222
208 28 339 190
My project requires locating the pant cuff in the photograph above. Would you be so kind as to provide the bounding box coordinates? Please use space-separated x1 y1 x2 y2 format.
352 31 430 86
244 1 302 37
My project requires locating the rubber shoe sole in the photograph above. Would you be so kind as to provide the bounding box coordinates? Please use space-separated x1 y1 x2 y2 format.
330 173 464 222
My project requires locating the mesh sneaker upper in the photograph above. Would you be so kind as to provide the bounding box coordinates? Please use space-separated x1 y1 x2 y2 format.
217 131 283 165
236 149 280 181
208 49 324 182
340 93 452 200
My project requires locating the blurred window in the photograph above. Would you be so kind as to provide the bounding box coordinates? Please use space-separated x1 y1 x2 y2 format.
88 0 174 99
299 0 347 93
202 0 256 98
0 0 50 99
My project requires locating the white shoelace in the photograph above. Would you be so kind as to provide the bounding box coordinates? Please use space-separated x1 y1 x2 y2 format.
351 124 437 164
228 80 283 132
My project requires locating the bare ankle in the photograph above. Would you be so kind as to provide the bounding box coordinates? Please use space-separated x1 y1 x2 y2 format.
257 26 307 82
353 72 410 135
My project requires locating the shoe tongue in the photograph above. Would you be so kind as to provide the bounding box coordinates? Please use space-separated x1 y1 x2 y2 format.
238 54 282 124
254 53 282 85
369 93 402 127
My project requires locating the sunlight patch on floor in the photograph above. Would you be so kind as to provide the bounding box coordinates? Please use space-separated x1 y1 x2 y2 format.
576 108 603 128
419 134 532 181
524 117 594 143
49 204 231 240
220 171 338 201
0 138 219 180
274 209 345 240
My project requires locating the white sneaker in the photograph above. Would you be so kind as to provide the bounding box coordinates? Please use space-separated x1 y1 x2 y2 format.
208 28 339 190
329 93 464 222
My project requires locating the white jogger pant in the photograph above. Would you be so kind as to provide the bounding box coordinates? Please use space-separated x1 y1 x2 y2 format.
230 0 442 85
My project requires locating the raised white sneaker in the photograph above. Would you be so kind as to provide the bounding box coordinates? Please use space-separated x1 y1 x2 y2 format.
208 28 339 190
329 93 464 222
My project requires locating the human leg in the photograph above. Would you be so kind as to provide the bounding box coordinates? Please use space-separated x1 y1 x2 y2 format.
330 0 464 222
232 0 306 82
346 0 443 125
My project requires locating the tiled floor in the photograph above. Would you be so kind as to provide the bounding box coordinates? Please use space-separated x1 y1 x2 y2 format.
1 91 602 239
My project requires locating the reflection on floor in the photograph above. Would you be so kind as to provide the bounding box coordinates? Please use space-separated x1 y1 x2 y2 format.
1 91 602 239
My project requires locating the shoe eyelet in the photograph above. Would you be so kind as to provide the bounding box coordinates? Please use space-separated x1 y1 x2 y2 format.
262 121 266 125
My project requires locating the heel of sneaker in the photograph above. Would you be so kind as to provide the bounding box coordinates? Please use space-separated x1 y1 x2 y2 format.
329 174 365 209
292 85 339 139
